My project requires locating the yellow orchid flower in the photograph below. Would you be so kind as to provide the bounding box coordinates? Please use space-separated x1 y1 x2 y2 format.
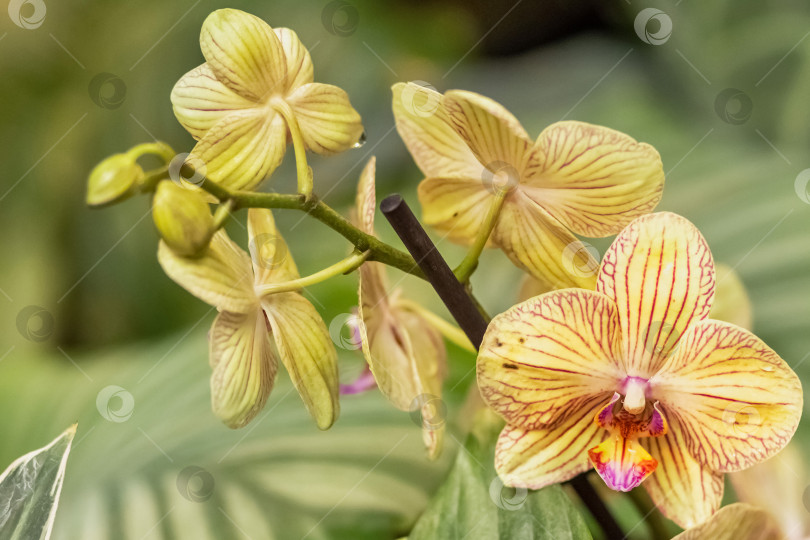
392 82 664 289
672 503 784 540
354 157 448 459
171 8 363 192
158 208 339 429
476 212 802 528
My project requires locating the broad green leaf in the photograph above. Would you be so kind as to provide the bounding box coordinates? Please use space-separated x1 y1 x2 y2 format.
0 425 76 540
0 332 455 540
409 410 593 540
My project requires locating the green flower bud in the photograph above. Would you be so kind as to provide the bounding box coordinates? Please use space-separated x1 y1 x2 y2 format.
86 153 144 207
152 181 216 257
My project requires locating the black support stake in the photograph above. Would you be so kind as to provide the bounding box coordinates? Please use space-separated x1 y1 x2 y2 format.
380 193 625 540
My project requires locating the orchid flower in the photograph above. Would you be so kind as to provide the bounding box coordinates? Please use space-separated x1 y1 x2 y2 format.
158 208 339 429
392 82 665 289
171 8 363 192
477 212 802 528
353 157 448 458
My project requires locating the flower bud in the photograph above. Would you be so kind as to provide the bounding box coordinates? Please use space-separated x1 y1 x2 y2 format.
152 181 215 256
86 153 144 207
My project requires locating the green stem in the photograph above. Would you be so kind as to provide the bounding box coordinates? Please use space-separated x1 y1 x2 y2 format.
199 178 425 280
396 299 476 353
126 141 175 163
454 190 507 283
627 488 670 540
271 98 312 198
255 251 369 296
212 199 235 230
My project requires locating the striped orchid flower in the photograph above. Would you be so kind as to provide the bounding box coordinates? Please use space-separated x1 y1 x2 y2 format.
476 212 802 528
392 82 665 289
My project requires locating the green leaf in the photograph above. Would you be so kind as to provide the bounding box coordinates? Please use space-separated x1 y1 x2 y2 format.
0 424 76 540
408 411 593 540
0 333 455 540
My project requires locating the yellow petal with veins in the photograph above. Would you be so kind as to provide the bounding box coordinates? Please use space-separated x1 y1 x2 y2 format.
521 121 664 237
495 401 606 489
209 309 277 428
170 63 255 141
417 177 493 246
191 111 287 191
652 319 802 472
493 193 598 290
597 212 715 375
641 416 724 529
392 82 483 179
262 293 339 430
157 230 255 313
477 289 623 430
443 90 531 176
199 9 286 101
671 503 783 540
273 27 313 93
247 208 300 285
286 83 364 155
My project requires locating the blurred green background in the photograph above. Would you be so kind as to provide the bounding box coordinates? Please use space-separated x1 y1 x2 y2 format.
1 0 808 538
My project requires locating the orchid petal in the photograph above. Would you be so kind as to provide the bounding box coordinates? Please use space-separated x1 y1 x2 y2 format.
522 121 664 237
477 289 623 430
493 194 599 290
641 418 724 529
597 212 715 375
671 503 783 540
170 63 255 140
517 275 553 302
286 83 363 155
199 9 286 100
417 177 494 246
652 319 802 472
262 293 339 430
392 82 484 179
191 110 286 191
157 230 255 313
494 403 606 489
247 208 300 285
273 27 313 92
588 435 657 492
209 309 276 428
443 90 531 174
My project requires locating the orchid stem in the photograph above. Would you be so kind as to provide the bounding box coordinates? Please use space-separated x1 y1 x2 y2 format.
454 190 507 283
396 299 476 353
255 250 370 296
272 99 312 198
126 141 175 164
212 199 235 230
